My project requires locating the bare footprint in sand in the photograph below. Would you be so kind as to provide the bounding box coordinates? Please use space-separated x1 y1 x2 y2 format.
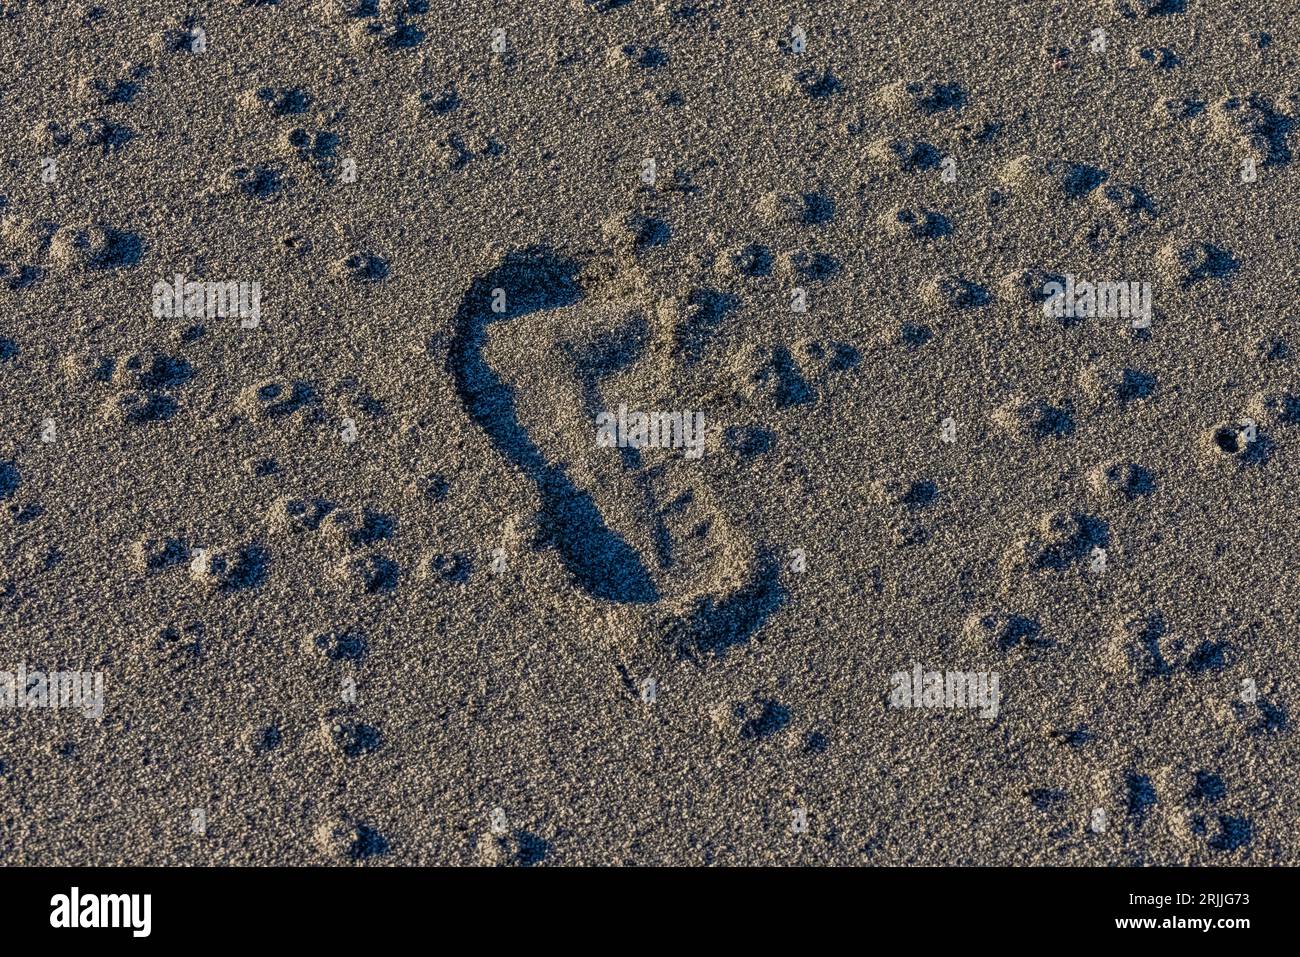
447 245 781 657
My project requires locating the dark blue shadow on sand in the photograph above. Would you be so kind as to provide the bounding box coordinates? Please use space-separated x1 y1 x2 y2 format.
448 246 657 604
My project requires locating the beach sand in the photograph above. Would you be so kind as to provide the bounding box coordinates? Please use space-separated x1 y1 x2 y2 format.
0 0 1296 864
